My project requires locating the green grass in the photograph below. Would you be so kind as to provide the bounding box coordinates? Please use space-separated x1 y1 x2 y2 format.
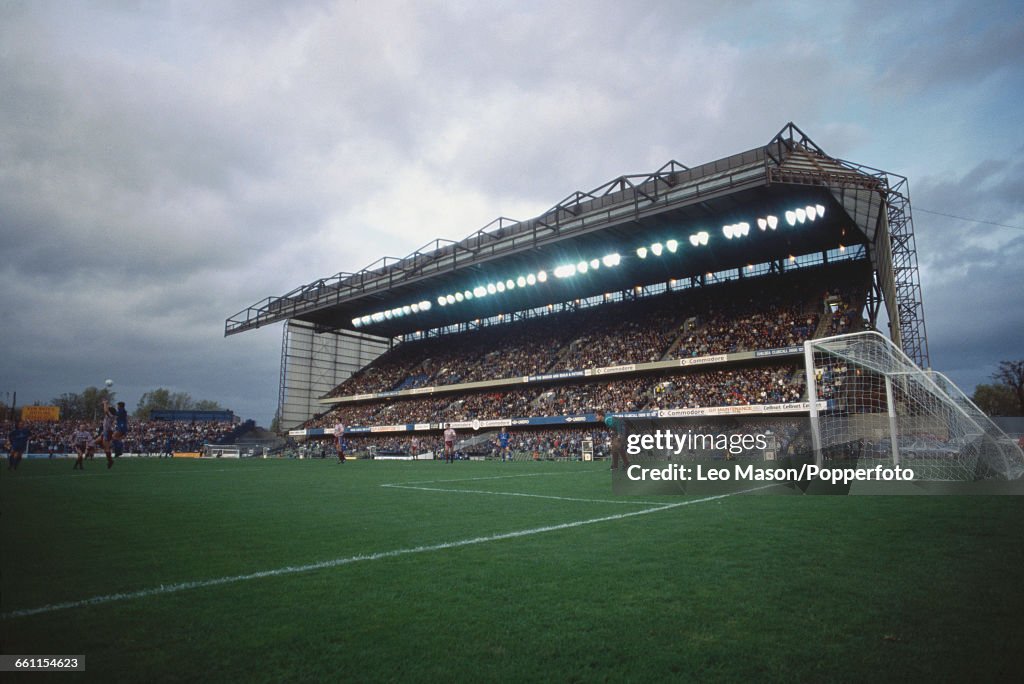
2 457 1023 682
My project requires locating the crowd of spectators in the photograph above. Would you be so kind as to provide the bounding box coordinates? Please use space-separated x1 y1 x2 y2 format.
324 270 865 401
304 364 809 432
1 418 237 455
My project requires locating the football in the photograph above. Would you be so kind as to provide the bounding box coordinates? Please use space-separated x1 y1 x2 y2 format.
105 379 114 387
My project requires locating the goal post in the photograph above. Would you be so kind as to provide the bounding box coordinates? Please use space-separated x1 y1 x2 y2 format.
804 331 1024 481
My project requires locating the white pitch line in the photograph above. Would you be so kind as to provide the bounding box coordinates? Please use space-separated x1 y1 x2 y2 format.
382 483 669 506
1 488 766 620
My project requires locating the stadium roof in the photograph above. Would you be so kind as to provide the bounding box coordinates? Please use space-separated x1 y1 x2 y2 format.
225 123 899 340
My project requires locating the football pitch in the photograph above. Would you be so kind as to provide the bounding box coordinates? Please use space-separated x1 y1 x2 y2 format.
2 458 1023 682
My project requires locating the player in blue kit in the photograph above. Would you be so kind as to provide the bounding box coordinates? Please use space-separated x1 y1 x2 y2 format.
6 420 31 471
112 401 129 458
498 427 511 462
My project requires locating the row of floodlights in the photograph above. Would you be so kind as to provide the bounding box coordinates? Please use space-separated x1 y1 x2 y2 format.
351 253 625 327
636 204 827 257
351 204 827 328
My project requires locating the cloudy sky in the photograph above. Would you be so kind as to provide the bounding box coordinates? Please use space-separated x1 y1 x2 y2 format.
2 0 1022 426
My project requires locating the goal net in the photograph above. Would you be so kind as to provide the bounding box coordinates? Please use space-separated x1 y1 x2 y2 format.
805 331 1024 481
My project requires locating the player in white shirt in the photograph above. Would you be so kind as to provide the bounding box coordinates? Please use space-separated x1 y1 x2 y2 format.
443 424 456 463
71 428 94 470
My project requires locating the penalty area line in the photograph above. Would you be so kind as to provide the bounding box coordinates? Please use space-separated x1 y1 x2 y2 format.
1 487 766 620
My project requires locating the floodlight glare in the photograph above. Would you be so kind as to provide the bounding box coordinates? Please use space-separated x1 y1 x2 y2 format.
486 283 497 295
447 294 456 304
554 265 576 278
474 286 487 298
402 305 412 315
384 310 393 320
526 274 537 286
689 235 699 247
351 318 361 327
785 211 797 226
602 253 621 267
723 225 734 239
666 239 678 253
576 261 588 274
517 276 527 288
651 242 663 256
590 258 600 270
437 296 446 306
806 205 817 221
411 303 420 313
496 281 505 293
738 222 749 236
815 204 826 217
636 246 648 259
455 292 464 302
767 215 778 230
698 231 709 246
757 218 767 231
372 312 384 322
361 315 372 325
419 300 431 311
537 270 547 283
795 208 806 223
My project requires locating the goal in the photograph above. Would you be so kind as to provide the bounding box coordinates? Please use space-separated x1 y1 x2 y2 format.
805 331 1024 481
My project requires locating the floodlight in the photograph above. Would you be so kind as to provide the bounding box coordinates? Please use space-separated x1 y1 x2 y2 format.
723 225 734 239
402 305 412 315
505 279 515 289
651 242 663 256
795 208 806 223
526 274 537 286
411 303 419 313
486 283 497 295
767 215 778 230
815 204 826 217
554 265 576 278
738 222 749 236
455 292 464 302
384 310 393 320
372 312 385 322
464 290 473 300
785 211 797 226
689 235 699 247
446 294 456 305
590 258 600 270
496 281 505 293
602 253 621 267
351 318 361 327
806 205 817 221
839 244 846 252
757 218 767 231
361 315 372 325
419 300 431 311
636 246 648 259
698 231 709 245
537 270 547 283
517 276 527 288
437 296 447 306
666 239 678 253
474 286 486 298
576 261 588 274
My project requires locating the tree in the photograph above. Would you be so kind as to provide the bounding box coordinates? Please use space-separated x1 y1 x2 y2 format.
972 383 1018 417
134 388 223 420
992 360 1024 416
52 387 116 421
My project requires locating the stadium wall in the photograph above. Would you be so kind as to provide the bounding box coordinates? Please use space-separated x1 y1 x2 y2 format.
279 321 390 430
